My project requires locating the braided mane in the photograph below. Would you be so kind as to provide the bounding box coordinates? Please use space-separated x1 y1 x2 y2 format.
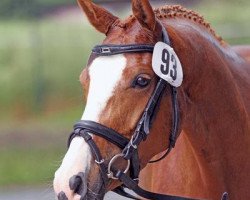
154 5 224 45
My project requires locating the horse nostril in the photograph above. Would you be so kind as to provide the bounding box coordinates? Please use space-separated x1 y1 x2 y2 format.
58 191 68 200
69 175 82 191
69 172 85 194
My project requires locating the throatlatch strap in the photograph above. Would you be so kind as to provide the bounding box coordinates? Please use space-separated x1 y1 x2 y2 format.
149 86 179 163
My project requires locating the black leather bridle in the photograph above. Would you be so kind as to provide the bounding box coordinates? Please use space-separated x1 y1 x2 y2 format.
67 24 195 200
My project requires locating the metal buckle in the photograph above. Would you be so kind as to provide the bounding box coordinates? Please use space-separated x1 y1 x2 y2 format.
130 140 137 149
129 135 137 149
101 47 111 53
107 153 130 180
95 159 104 164
122 134 138 160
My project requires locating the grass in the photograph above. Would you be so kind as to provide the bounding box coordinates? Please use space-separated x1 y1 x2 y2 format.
0 1 249 187
0 18 103 186
0 147 65 185
0 19 103 121
196 1 250 25
195 1 250 44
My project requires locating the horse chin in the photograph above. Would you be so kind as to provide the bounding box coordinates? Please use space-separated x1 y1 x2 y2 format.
82 190 105 200
81 174 106 200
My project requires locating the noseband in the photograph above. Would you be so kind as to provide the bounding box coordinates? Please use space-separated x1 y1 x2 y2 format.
67 24 194 200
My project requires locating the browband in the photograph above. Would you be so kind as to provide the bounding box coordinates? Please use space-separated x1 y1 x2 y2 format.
92 44 154 56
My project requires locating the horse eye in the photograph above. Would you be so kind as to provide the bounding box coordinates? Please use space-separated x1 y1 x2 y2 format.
132 75 151 88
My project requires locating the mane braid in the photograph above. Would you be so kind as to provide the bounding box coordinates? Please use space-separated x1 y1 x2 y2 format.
154 5 225 45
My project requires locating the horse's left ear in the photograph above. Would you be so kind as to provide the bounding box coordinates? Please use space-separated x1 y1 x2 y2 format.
77 0 119 35
132 0 157 31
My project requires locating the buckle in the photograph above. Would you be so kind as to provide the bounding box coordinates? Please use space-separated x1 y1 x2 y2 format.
95 159 105 164
130 139 137 149
101 47 111 54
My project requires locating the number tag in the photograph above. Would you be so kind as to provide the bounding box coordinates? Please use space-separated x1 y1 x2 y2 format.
152 42 183 87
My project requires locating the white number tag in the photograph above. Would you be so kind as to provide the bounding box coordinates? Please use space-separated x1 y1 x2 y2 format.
152 42 183 87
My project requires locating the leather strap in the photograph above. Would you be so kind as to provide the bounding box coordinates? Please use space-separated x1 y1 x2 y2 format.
70 120 141 181
112 187 140 200
116 171 197 200
122 78 168 160
92 44 154 56
149 86 178 163
70 129 109 186
170 87 179 147
160 20 171 44
73 120 129 149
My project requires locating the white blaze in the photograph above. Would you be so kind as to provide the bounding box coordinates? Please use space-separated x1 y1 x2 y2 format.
54 54 127 198
82 54 127 121
54 138 90 196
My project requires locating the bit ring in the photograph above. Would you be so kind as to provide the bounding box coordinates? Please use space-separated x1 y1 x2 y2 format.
107 153 130 180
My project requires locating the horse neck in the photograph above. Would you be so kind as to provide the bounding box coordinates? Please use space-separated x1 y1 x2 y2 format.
167 20 250 197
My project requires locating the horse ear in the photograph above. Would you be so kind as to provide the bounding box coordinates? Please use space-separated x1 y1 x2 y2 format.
132 0 156 31
77 0 119 35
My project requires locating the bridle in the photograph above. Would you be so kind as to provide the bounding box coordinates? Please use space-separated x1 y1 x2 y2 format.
67 24 193 200
68 23 192 200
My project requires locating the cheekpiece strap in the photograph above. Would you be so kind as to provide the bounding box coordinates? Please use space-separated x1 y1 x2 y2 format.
161 22 171 44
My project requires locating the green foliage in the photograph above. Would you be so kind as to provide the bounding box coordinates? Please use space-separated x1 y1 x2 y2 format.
194 1 250 45
0 20 102 185
196 1 250 25
0 147 65 185
0 20 103 121
0 0 75 18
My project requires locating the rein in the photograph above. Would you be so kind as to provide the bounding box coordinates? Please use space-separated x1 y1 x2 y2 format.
67 24 193 200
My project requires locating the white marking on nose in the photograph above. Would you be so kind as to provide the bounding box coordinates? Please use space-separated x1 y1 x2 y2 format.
54 54 127 198
82 54 127 121
54 137 91 198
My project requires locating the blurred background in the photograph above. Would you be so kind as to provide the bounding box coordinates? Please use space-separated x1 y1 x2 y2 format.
0 0 249 199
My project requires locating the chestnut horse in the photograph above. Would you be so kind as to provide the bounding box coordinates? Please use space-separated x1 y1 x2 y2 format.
139 45 250 199
53 0 250 200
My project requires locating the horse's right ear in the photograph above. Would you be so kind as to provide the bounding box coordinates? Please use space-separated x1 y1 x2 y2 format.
77 0 119 35
132 0 156 31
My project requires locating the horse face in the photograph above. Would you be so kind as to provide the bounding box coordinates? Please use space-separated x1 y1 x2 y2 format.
54 52 159 199
53 0 174 199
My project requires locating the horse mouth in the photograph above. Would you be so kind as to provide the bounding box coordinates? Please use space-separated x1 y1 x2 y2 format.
81 174 106 200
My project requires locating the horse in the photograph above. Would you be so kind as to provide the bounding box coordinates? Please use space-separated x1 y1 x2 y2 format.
53 0 250 200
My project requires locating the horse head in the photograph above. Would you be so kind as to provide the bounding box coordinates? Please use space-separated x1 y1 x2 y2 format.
53 0 250 199
53 0 192 199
